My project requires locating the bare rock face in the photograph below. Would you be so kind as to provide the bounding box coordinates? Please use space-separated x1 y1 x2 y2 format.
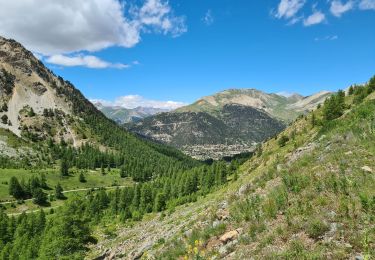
0 36 73 138
0 36 107 156
238 183 252 196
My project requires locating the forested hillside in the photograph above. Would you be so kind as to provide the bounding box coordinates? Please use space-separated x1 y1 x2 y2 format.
0 36 197 177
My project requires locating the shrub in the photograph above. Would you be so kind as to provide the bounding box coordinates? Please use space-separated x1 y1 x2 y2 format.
306 219 329 239
1 115 8 124
278 135 289 147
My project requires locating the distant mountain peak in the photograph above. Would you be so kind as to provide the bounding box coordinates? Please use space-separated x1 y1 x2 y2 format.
92 102 169 124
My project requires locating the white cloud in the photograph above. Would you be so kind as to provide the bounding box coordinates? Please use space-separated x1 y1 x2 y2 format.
274 0 374 27
275 0 306 19
0 0 186 56
330 1 354 17
304 10 325 26
359 0 375 10
314 35 338 41
46 54 129 69
202 10 214 26
91 95 187 110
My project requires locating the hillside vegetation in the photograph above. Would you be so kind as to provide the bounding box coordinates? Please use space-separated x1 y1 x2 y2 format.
91 76 375 259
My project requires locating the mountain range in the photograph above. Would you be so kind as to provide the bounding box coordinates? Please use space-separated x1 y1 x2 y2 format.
92 101 169 124
125 89 331 159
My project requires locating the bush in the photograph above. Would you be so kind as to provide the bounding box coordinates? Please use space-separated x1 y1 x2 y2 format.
1 115 8 124
79 173 86 183
278 135 289 147
282 172 310 193
306 219 329 239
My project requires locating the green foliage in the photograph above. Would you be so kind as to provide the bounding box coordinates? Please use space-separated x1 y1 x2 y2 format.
323 90 346 121
32 188 48 205
0 68 15 95
79 172 86 183
278 135 289 147
306 219 329 239
55 183 65 200
1 115 8 125
231 195 262 223
282 172 310 193
39 199 92 259
8 177 24 199
60 159 69 177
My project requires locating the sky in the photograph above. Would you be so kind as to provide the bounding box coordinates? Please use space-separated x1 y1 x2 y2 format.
0 0 374 109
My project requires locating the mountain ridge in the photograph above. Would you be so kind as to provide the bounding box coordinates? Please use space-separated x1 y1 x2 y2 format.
92 101 169 124
125 88 332 159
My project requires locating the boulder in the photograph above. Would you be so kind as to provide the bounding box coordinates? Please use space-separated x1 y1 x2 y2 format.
219 230 238 244
361 166 373 173
238 183 252 196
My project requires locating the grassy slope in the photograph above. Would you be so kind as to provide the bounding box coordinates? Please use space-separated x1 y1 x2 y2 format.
0 168 133 203
89 94 375 259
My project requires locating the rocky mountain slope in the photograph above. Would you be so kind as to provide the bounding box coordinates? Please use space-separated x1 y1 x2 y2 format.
90 77 375 259
93 101 168 124
127 104 285 160
176 89 331 122
126 89 331 160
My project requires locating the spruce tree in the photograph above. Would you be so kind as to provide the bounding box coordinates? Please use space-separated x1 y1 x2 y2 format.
79 173 86 183
33 188 48 205
60 159 69 177
9 177 24 199
55 183 64 200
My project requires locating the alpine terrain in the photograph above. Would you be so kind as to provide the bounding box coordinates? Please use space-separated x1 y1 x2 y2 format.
93 101 169 124
0 12 374 260
126 89 331 159
91 76 375 259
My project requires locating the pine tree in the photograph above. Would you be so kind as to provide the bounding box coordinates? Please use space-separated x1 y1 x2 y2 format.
60 159 69 177
348 85 354 95
9 177 24 199
40 173 48 189
154 193 166 212
79 173 86 183
311 112 316 128
120 167 127 178
55 183 64 200
33 188 48 205
101 164 106 175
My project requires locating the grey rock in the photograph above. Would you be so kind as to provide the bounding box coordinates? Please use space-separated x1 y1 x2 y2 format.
238 183 252 196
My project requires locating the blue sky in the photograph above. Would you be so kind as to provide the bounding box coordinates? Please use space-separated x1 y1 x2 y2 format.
0 0 374 108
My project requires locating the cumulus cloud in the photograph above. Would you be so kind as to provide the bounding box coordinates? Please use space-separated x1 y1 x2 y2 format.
274 0 306 19
91 95 187 110
330 1 354 17
359 0 375 10
0 0 186 56
303 10 326 26
46 54 129 69
202 10 214 26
